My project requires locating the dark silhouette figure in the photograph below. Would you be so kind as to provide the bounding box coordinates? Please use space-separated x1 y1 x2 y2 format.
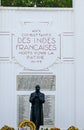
29 85 45 130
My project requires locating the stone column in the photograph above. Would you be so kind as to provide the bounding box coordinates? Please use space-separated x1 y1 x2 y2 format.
75 0 84 129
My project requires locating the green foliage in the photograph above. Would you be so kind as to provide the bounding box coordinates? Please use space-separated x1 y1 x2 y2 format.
1 0 72 7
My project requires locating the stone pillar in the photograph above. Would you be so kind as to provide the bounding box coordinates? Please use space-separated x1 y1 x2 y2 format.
75 0 84 129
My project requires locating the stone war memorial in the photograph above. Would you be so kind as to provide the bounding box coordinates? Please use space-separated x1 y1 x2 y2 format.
0 0 84 130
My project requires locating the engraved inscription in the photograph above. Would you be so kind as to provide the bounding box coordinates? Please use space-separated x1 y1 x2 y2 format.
17 75 56 91
44 95 55 125
17 95 55 125
17 95 30 124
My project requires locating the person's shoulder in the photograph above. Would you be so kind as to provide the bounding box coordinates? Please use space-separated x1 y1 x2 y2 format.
30 92 35 95
40 92 45 96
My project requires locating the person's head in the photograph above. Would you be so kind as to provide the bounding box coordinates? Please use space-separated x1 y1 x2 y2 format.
35 85 40 93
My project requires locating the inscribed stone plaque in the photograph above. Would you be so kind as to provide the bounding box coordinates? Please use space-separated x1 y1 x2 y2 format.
44 95 55 125
17 95 55 125
17 95 30 124
17 75 56 91
14 23 58 70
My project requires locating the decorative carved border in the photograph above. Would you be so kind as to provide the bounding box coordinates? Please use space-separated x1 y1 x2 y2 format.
62 32 74 62
0 32 10 61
